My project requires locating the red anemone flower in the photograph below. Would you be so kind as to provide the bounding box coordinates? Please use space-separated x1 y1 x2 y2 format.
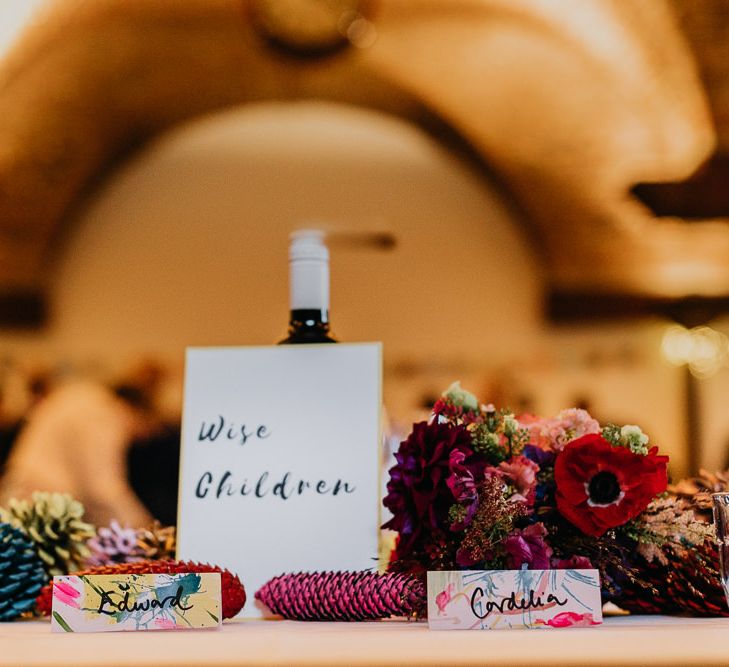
554 433 668 537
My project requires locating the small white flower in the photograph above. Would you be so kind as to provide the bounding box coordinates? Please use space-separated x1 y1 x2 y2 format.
502 414 519 435
620 424 649 454
621 424 649 446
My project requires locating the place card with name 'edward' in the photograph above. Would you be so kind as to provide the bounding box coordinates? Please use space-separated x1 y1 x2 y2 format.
427 569 602 630
50 573 221 632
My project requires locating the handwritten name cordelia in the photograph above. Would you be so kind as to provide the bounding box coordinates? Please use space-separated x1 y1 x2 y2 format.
195 470 356 500
97 582 193 615
469 587 569 619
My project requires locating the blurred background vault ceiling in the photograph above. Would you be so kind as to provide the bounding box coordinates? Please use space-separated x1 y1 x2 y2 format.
0 0 728 325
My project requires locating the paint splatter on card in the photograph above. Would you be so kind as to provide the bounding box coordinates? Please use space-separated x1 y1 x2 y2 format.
427 570 602 630
50 573 221 633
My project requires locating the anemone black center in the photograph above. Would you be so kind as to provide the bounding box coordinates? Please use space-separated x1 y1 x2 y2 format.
588 471 621 504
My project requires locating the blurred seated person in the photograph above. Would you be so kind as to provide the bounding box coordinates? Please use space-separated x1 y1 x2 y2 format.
0 366 54 474
0 363 164 527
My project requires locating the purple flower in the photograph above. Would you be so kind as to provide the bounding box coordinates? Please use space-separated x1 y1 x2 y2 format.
552 555 593 570
383 421 473 556
86 520 143 567
522 445 554 468
446 450 476 503
503 523 553 569
446 450 479 530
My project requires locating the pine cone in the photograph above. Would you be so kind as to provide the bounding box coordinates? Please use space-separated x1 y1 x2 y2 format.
0 523 48 621
256 571 427 621
135 521 176 560
35 559 246 619
86 520 144 567
669 469 729 519
665 541 728 616
615 541 728 617
0 492 95 577
610 554 681 615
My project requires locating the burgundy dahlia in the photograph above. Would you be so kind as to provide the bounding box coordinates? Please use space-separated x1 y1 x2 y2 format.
383 421 473 557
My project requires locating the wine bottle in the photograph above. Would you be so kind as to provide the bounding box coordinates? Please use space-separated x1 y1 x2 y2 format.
279 229 337 344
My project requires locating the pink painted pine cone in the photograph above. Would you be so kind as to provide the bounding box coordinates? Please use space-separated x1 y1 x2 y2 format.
255 571 426 621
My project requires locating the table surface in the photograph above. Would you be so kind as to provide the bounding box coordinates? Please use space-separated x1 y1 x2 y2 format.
3 615 728 667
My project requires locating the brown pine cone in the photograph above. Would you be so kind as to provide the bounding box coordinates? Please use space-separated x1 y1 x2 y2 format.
669 469 729 519
136 521 176 560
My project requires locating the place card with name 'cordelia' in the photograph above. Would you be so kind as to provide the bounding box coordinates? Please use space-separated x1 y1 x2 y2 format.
427 569 602 630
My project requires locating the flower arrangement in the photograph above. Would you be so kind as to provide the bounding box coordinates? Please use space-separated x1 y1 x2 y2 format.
383 383 717 608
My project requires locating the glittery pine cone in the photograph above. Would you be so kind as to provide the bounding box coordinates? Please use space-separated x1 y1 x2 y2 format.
665 541 727 616
0 522 48 621
35 558 246 619
86 520 144 567
0 492 95 577
135 521 176 561
609 555 680 615
256 571 427 621
615 540 727 617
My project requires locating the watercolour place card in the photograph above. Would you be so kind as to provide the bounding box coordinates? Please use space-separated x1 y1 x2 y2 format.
50 573 221 633
427 569 602 630
177 344 382 617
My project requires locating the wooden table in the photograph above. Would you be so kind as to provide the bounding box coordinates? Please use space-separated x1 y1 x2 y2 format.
3 615 727 666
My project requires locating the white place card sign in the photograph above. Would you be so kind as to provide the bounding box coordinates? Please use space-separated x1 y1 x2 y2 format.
427 569 602 630
177 343 382 617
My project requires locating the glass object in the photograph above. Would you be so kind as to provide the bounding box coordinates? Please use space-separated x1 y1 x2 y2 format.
279 229 337 344
712 492 729 608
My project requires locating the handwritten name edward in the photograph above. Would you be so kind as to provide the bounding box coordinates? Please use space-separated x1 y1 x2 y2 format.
97 582 193 615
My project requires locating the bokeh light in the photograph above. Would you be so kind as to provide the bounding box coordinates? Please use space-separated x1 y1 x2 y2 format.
662 324 728 378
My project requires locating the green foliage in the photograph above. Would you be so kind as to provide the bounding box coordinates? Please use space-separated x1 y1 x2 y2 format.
447 504 468 527
601 424 622 447
471 424 507 462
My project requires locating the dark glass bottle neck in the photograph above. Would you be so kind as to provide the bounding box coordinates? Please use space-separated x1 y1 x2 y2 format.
279 309 337 344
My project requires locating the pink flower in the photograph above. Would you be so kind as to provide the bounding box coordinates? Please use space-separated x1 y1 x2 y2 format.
519 415 567 451
486 455 539 506
519 409 599 453
503 523 552 569
557 409 600 443
154 618 177 630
